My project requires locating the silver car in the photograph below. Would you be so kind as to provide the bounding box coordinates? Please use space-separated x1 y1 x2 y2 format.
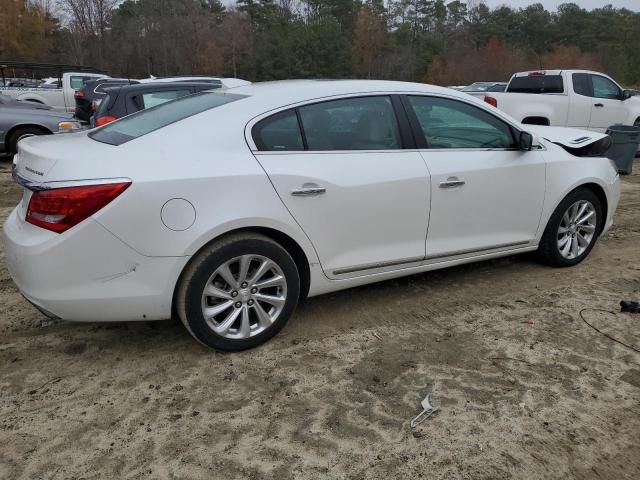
0 94 81 155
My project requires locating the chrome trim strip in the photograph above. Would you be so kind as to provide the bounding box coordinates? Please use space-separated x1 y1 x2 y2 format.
424 241 530 261
13 169 131 192
331 241 532 276
332 256 425 276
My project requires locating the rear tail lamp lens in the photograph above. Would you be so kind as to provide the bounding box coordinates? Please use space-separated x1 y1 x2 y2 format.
95 115 117 127
484 96 498 108
26 182 131 233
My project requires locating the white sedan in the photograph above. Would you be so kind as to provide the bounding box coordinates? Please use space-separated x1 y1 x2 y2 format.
3 80 620 350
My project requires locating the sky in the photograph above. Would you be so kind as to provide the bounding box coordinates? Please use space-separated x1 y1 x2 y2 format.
481 0 640 11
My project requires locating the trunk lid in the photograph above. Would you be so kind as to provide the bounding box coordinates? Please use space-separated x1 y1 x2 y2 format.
13 131 115 183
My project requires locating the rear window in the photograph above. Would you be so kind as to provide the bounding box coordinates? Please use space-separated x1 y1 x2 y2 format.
90 92 246 146
507 75 564 94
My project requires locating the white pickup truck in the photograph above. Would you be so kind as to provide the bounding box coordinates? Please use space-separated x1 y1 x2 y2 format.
0 72 108 113
482 70 640 132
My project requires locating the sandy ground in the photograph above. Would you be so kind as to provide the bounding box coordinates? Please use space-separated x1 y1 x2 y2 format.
0 156 639 480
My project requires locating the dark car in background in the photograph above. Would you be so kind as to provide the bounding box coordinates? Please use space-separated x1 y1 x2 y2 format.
74 78 139 122
93 82 219 127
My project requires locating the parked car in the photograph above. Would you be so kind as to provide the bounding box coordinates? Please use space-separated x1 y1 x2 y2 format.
0 103 81 155
0 71 109 113
5 80 620 351
483 70 640 131
138 76 250 88
75 78 139 122
0 93 51 110
462 82 508 97
92 81 219 126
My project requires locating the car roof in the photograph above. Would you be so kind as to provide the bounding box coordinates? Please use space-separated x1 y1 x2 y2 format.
228 79 473 109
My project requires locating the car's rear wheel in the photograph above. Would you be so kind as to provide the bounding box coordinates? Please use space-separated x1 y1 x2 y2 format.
538 188 602 267
7 127 48 155
177 233 300 351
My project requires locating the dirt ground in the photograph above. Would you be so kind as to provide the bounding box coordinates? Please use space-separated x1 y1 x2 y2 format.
1 156 639 480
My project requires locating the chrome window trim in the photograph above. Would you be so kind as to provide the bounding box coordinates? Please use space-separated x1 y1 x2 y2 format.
245 91 528 153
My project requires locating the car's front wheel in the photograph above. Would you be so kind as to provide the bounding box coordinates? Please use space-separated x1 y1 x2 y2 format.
176 233 300 351
538 188 602 267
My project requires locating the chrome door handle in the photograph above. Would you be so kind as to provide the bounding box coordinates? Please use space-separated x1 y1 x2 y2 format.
439 179 465 188
291 186 326 196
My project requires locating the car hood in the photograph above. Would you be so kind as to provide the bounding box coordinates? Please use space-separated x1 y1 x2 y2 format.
1 106 73 120
523 125 611 157
2 101 52 111
523 125 609 149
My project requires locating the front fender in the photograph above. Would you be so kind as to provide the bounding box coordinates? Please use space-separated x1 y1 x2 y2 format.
537 146 619 242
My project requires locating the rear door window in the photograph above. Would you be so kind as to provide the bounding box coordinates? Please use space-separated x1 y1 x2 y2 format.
572 73 592 96
298 96 401 150
253 110 303 151
507 75 564 94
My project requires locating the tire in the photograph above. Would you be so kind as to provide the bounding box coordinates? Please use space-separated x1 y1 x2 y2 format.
538 188 602 267
176 233 300 351
7 127 48 155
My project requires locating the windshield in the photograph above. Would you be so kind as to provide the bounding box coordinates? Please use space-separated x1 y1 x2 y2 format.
90 91 247 146
462 83 491 92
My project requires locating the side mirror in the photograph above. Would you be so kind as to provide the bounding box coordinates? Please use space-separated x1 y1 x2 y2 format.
622 89 633 100
519 131 533 151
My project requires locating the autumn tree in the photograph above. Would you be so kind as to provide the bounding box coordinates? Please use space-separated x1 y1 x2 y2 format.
0 0 57 62
352 2 386 79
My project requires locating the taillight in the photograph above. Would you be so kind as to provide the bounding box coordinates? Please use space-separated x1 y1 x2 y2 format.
26 182 131 233
484 96 498 108
74 90 84 98
528 71 546 76
95 115 117 126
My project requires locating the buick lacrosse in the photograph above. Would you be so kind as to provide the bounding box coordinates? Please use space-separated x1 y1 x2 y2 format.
4 80 620 350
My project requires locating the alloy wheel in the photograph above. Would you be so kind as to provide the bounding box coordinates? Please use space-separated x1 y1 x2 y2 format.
557 200 597 259
200 255 287 339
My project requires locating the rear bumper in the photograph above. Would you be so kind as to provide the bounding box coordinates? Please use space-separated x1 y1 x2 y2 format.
3 207 189 322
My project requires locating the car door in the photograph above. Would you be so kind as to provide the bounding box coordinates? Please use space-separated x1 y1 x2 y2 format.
250 95 431 279
402 94 546 259
587 74 627 132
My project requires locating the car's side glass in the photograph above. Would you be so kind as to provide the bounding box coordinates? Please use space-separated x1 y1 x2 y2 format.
590 75 621 100
298 96 401 150
253 109 303 151
572 73 592 96
70 76 94 90
407 96 516 149
141 89 191 109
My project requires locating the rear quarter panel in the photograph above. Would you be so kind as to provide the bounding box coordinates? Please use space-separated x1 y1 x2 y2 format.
73 110 321 266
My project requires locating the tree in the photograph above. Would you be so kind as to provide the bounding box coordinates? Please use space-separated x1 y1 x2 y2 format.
352 3 386 78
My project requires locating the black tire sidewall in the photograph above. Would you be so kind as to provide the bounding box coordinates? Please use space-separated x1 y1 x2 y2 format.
182 238 300 351
540 188 602 267
8 127 46 155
